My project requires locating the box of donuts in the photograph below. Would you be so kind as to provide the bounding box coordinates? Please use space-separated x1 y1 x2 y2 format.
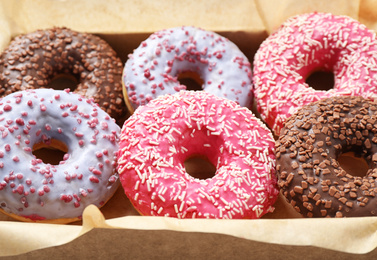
2 0 377 258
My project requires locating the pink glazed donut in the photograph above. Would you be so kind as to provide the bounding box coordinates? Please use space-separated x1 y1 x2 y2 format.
0 89 120 223
117 91 278 219
122 26 253 113
253 12 377 135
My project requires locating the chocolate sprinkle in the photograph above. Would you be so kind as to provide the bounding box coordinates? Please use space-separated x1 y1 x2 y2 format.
0 27 126 123
276 96 377 217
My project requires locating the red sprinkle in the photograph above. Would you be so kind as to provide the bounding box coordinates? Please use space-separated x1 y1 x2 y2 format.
3 105 12 111
89 176 99 183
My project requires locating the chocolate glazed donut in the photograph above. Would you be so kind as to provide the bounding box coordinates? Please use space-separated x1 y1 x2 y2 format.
276 96 377 217
0 27 126 123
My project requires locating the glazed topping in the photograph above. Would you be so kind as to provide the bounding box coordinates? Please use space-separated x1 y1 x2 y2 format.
118 91 278 219
0 89 120 222
276 96 377 217
253 12 377 135
0 27 126 122
123 26 253 112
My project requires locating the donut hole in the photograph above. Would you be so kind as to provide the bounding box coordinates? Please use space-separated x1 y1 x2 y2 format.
32 139 69 165
177 71 204 91
305 70 335 91
337 151 370 178
184 155 216 180
49 73 78 92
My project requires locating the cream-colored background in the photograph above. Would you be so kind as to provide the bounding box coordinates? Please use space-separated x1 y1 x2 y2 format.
1 0 377 257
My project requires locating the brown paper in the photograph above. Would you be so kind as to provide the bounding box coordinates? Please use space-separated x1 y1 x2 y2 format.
1 0 377 258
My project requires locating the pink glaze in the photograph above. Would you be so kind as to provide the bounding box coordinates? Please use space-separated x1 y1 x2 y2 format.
123 26 253 112
117 91 278 219
253 12 377 135
0 89 120 222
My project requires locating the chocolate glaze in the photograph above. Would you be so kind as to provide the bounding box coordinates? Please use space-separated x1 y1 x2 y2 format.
276 96 377 217
0 27 126 123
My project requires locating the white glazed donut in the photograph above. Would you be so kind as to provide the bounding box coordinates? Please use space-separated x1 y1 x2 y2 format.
122 26 253 113
0 89 120 223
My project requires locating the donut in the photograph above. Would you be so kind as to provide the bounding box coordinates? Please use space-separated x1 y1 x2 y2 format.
122 26 253 113
0 89 120 223
253 12 377 135
276 96 377 218
117 91 278 219
0 27 127 123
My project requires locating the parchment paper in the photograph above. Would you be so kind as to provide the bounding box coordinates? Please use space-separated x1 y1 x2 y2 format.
254 0 360 34
2 204 377 257
2 0 377 257
359 0 377 30
0 3 11 52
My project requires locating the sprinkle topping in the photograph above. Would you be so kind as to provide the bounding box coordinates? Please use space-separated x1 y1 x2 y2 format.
253 12 377 135
123 26 253 113
0 27 126 122
118 91 278 219
277 96 377 217
0 89 120 222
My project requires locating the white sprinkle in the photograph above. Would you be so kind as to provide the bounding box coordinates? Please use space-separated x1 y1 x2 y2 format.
220 197 229 205
179 200 185 212
149 140 159 145
134 180 140 190
158 194 166 202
